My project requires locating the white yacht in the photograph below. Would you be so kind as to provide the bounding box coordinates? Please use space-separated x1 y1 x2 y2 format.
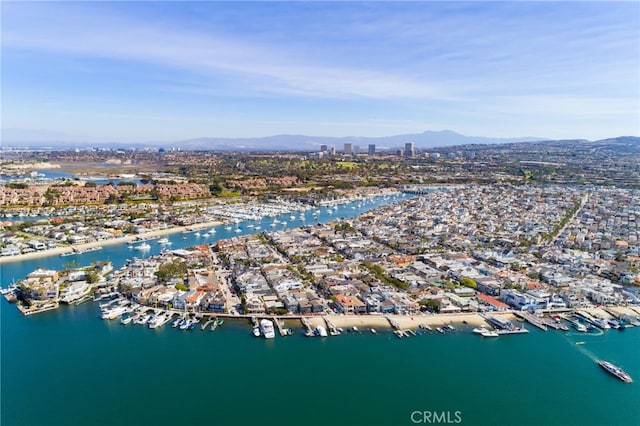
134 243 151 251
157 237 171 245
260 319 275 339
315 326 328 337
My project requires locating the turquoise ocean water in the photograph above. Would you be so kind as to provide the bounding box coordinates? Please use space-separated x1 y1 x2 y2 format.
2 195 639 426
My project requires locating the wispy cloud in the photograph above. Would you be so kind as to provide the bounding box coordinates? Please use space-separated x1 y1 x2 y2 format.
1 3 453 100
2 1 638 141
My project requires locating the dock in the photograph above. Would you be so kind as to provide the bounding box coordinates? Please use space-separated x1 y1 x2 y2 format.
385 316 415 337
323 316 341 336
201 318 214 330
513 311 548 331
541 316 569 331
274 317 291 336
481 314 529 334
18 302 59 316
385 316 401 330
300 317 314 337
210 317 219 331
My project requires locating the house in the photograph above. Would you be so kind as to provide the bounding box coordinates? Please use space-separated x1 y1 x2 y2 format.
335 294 367 314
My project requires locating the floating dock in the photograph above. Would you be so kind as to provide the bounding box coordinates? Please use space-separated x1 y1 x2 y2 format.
323 316 341 335
300 317 314 337
481 314 529 334
513 311 548 331
274 317 291 336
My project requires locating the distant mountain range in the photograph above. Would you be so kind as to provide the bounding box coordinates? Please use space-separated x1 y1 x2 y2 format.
2 128 638 152
171 130 546 151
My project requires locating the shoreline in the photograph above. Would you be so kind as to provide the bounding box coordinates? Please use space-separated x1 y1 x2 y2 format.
0 220 224 265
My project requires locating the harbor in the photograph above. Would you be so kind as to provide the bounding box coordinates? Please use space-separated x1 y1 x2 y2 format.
3 297 638 426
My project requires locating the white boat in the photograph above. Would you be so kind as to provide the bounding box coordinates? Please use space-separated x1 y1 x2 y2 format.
134 243 151 250
473 327 488 334
370 328 377 334
158 237 170 245
102 305 128 320
260 319 275 339
315 326 328 337
209 228 216 234
253 326 261 337
481 330 499 337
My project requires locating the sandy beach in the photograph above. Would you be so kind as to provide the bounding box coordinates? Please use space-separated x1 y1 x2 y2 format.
0 220 224 265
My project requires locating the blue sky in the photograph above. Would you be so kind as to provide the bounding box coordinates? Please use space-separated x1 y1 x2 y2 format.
2 1 639 143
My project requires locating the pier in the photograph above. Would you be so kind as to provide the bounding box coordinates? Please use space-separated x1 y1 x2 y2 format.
17 302 59 316
300 317 314 337
386 315 414 337
481 314 529 334
274 317 291 336
513 311 548 331
201 318 214 330
323 316 341 336
541 316 569 331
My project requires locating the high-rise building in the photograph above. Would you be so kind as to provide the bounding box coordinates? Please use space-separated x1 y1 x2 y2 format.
368 144 376 156
343 143 352 155
404 142 414 157
320 144 328 152
353 145 360 155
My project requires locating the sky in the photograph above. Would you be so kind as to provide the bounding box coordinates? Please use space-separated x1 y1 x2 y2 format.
2 1 639 143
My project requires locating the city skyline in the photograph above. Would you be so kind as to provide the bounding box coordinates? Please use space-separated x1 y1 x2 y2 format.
2 1 639 143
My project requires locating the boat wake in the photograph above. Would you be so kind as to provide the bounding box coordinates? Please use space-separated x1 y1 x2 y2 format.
562 332 599 362
565 328 603 337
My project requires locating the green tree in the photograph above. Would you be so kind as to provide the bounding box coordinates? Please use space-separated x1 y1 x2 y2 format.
459 277 477 289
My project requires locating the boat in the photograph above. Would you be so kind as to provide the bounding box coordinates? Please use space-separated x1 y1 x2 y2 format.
217 318 224 326
576 341 585 345
473 327 488 334
134 243 151 251
101 306 128 320
253 326 261 337
481 330 499 337
370 328 377 334
569 318 587 332
157 237 170 245
171 318 182 328
444 324 455 332
314 326 328 337
598 360 633 383
260 319 275 339
120 314 133 325
436 327 444 334
352 326 359 333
